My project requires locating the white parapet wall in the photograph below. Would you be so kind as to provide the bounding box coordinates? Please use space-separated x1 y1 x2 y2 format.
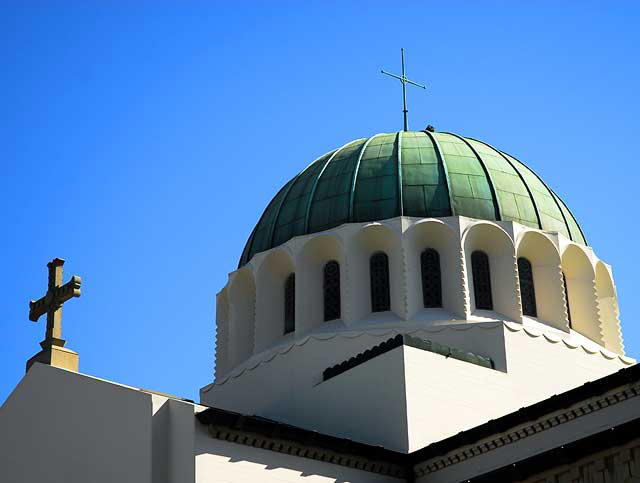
0 364 156 483
1 364 400 483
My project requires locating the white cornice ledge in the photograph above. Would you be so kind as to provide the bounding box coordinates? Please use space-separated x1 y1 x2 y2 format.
205 322 633 394
503 321 635 366
205 323 506 391
414 379 640 477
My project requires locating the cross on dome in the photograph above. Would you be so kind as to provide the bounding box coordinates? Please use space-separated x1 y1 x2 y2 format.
381 48 427 131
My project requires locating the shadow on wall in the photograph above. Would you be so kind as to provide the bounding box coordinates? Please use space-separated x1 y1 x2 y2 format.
228 268 255 369
516 231 566 332
193 423 399 483
595 262 623 353
463 222 519 322
405 220 464 319
561 244 600 345
152 400 171 483
215 289 230 379
348 223 403 322
297 235 344 333
256 249 295 353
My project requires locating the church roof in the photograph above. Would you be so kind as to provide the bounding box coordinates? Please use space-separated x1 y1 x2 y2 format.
196 406 408 477
409 361 640 464
239 130 585 267
197 363 639 478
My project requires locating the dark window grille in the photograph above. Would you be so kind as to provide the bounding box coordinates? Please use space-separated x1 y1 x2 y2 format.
323 261 341 321
563 272 572 328
421 248 442 308
284 273 295 334
518 257 537 317
472 251 493 310
370 252 390 312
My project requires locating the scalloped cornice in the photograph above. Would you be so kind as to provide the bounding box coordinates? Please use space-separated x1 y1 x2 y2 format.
204 322 633 392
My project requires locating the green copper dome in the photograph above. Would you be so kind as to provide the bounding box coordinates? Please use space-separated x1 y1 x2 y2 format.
239 131 585 266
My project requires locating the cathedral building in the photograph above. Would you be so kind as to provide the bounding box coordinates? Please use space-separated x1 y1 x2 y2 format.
1 128 639 482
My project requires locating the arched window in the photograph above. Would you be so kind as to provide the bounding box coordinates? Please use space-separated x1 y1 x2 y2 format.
284 273 295 334
421 248 442 308
471 251 493 310
563 272 572 328
323 261 341 321
518 257 537 317
370 252 390 312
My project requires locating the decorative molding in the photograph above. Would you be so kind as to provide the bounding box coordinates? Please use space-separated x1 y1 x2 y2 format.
206 321 634 391
413 381 640 477
223 216 625 375
200 364 640 480
343 246 353 324
201 424 407 478
512 250 524 322
458 240 471 319
322 334 493 382
503 321 634 365
513 439 640 483
214 291 229 380
557 261 571 330
400 243 410 319
207 323 505 389
591 275 606 346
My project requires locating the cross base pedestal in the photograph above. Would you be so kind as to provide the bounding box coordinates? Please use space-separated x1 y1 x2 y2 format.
26 345 79 373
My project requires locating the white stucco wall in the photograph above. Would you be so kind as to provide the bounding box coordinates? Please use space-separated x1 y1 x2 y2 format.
194 424 403 483
217 216 625 383
515 230 567 331
152 396 199 483
203 321 632 453
310 345 409 451
0 363 154 483
203 214 631 454
404 324 632 451
0 363 208 483
2 363 401 483
414 384 640 483
203 329 422 451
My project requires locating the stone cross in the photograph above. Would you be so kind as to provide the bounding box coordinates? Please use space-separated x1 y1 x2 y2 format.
29 258 81 350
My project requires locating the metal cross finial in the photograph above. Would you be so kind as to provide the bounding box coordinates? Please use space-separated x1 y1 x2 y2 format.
381 48 427 132
29 258 81 350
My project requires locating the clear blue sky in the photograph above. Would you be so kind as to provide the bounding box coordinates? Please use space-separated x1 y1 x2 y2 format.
2 2 639 403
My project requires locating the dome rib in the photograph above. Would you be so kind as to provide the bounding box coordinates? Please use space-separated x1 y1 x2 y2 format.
268 170 303 249
422 130 454 216
396 132 404 216
348 134 380 221
549 187 587 244
303 142 351 234
445 132 501 221
239 224 258 267
241 178 296 266
239 131 587 267
469 137 543 230
272 147 353 248
500 149 579 243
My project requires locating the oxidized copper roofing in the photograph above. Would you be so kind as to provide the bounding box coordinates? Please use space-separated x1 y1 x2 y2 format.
239 131 585 267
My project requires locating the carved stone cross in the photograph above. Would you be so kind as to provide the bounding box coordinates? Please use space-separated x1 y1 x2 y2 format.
27 258 81 371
